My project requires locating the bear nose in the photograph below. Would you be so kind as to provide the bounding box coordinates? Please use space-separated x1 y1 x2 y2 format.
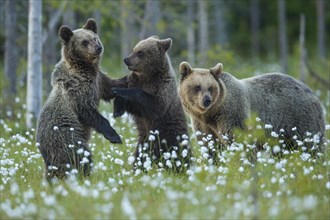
96 46 103 53
123 58 129 65
203 96 211 108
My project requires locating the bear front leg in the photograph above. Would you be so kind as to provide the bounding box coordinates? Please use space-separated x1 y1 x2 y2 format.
113 96 128 118
112 88 160 119
77 105 122 144
98 73 128 101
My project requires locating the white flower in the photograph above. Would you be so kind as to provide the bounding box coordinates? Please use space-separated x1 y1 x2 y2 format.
326 182 330 189
256 117 261 122
44 195 56 206
84 151 90 157
181 149 188 158
77 148 84 154
114 158 124 166
271 131 279 138
265 124 273 129
127 156 135 165
171 150 177 159
80 157 89 164
148 135 155 141
69 127 74 131
53 126 59 131
143 159 152 170
163 152 171 160
272 145 281 154
166 160 172 168
181 140 189 146
238 167 244 173
175 160 182 167
300 153 311 161
291 127 297 131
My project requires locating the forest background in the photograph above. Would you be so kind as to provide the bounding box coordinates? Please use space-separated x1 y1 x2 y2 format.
0 0 329 125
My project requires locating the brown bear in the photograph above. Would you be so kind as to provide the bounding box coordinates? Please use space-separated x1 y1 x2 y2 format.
36 18 127 182
178 61 325 154
112 36 191 172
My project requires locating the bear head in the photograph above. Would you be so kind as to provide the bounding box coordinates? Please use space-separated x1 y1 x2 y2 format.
123 36 172 75
59 18 103 65
179 61 225 115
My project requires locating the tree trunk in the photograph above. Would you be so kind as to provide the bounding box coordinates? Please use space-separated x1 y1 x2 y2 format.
63 3 75 28
250 0 260 58
299 14 307 83
278 0 288 73
139 0 160 39
43 3 65 94
26 0 42 128
213 0 227 45
4 0 18 95
316 0 326 58
187 0 196 65
121 0 134 71
198 0 208 66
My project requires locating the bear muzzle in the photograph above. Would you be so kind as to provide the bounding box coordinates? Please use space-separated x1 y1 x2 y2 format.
96 45 103 54
124 57 130 66
203 96 212 108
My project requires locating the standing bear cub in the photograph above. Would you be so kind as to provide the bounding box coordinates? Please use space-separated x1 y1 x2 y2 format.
179 61 325 153
112 36 191 171
37 18 126 181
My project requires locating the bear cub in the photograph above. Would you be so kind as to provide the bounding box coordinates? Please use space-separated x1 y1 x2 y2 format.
37 18 126 181
179 61 325 154
113 36 191 172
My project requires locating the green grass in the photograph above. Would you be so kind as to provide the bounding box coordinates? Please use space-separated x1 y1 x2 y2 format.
0 100 329 219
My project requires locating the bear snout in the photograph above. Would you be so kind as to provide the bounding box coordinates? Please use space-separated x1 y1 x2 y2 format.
96 45 103 54
203 96 212 108
124 57 130 66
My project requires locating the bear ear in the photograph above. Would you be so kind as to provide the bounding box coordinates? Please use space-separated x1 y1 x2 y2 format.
59 26 73 43
83 18 97 34
159 38 172 51
179 61 193 80
210 63 223 78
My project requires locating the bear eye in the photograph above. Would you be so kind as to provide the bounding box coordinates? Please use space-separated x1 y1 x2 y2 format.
137 51 144 57
194 85 201 93
208 87 213 92
82 40 89 47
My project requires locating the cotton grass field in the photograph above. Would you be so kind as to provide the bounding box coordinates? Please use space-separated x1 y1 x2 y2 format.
1 99 330 219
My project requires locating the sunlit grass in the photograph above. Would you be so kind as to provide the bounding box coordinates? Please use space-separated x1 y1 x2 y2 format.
0 98 329 219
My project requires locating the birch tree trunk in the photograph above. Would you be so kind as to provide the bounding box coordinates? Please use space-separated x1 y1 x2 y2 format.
316 0 326 58
198 0 208 66
278 0 288 73
26 0 42 128
4 0 18 95
187 0 196 65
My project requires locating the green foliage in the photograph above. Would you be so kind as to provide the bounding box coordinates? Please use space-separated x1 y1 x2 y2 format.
0 102 329 219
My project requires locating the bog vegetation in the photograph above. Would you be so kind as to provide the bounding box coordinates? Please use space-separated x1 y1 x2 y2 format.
0 104 329 219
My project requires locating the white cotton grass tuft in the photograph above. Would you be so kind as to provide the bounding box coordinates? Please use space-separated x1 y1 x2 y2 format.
121 192 136 220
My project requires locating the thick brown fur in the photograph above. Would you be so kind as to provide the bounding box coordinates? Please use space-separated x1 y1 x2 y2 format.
179 62 325 153
36 18 127 182
113 36 191 171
